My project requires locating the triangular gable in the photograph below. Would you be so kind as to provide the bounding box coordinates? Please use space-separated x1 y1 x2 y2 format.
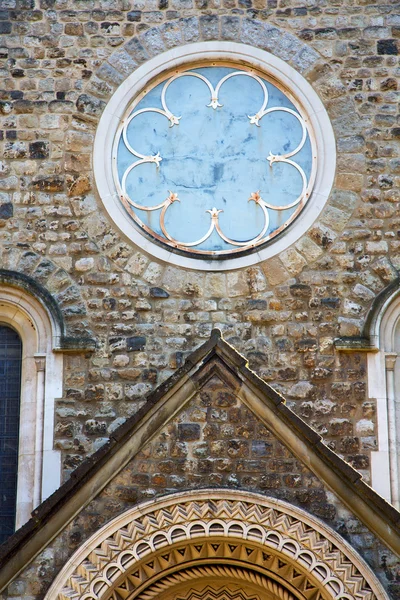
101 366 339 523
1 329 400 591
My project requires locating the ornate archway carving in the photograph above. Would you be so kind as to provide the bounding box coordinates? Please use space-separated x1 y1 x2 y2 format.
107 539 312 600
47 491 388 600
133 562 297 600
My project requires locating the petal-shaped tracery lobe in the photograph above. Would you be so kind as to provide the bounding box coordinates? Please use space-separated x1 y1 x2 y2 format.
214 192 270 246
263 107 307 160
263 159 308 211
162 72 215 113
213 72 268 119
160 192 217 247
262 108 308 211
115 66 314 255
121 159 166 211
122 108 170 158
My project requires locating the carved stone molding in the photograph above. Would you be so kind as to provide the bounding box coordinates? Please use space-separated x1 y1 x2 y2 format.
385 353 397 371
134 563 296 600
173 584 261 600
47 491 388 600
34 355 46 373
108 540 310 600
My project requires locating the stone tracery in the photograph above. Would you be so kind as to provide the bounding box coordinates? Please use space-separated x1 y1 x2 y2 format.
114 64 314 257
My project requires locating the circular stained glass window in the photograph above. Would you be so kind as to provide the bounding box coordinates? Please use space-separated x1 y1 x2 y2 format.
113 64 315 258
95 43 335 270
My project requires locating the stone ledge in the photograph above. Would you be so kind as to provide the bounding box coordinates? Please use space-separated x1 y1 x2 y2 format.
53 336 97 353
334 336 378 352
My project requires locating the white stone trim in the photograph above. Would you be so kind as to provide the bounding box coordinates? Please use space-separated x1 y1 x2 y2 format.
368 288 400 351
368 289 400 505
94 42 336 271
0 287 63 529
369 350 392 502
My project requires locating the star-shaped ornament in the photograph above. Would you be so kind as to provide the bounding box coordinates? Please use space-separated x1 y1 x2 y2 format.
206 207 223 218
150 152 162 167
267 152 278 165
208 97 223 110
248 113 261 126
249 191 262 203
167 191 180 203
168 114 181 127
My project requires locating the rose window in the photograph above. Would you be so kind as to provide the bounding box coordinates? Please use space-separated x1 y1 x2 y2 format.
113 65 316 258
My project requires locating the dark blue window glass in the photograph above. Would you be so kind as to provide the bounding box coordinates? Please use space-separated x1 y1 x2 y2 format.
0 325 22 544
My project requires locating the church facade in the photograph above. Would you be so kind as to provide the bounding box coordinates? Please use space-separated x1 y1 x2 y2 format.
1 1 400 598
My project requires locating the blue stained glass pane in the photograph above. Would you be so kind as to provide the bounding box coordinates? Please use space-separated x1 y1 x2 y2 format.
115 66 314 256
0 325 22 545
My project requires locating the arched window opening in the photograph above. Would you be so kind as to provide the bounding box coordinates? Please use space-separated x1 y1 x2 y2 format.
0 325 22 544
367 288 400 508
0 272 93 542
0 285 64 536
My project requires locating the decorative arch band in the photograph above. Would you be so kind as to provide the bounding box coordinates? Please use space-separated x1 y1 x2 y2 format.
133 563 296 600
47 491 388 600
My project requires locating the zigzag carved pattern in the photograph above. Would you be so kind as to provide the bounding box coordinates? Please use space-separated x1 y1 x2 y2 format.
109 543 317 600
56 498 377 600
112 585 262 600
175 585 260 600
135 564 295 600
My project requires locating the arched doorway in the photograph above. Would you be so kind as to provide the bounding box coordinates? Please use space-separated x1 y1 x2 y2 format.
47 490 388 600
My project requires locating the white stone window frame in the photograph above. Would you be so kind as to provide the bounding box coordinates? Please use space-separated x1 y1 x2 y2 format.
94 41 336 271
367 289 400 510
0 287 63 529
